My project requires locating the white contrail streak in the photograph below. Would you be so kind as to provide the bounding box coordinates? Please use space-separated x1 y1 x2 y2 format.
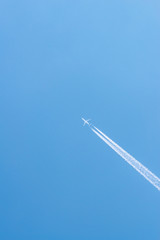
91 126 160 191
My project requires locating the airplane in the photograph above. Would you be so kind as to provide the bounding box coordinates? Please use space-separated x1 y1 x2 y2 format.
81 118 91 126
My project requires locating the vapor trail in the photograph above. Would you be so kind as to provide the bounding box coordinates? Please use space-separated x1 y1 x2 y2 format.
91 126 160 191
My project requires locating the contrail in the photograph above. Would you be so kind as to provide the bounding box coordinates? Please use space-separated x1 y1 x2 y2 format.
91 125 160 191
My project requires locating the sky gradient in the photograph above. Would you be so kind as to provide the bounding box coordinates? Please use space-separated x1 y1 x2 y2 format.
1 1 160 239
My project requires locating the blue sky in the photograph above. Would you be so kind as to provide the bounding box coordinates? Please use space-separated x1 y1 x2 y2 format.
1 1 160 239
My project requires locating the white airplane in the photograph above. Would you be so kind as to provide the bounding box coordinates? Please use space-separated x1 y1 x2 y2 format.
81 118 91 126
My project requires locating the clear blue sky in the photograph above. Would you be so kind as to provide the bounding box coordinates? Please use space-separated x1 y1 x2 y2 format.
1 1 160 239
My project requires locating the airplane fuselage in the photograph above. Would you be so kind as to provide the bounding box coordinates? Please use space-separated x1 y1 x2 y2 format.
81 118 91 126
